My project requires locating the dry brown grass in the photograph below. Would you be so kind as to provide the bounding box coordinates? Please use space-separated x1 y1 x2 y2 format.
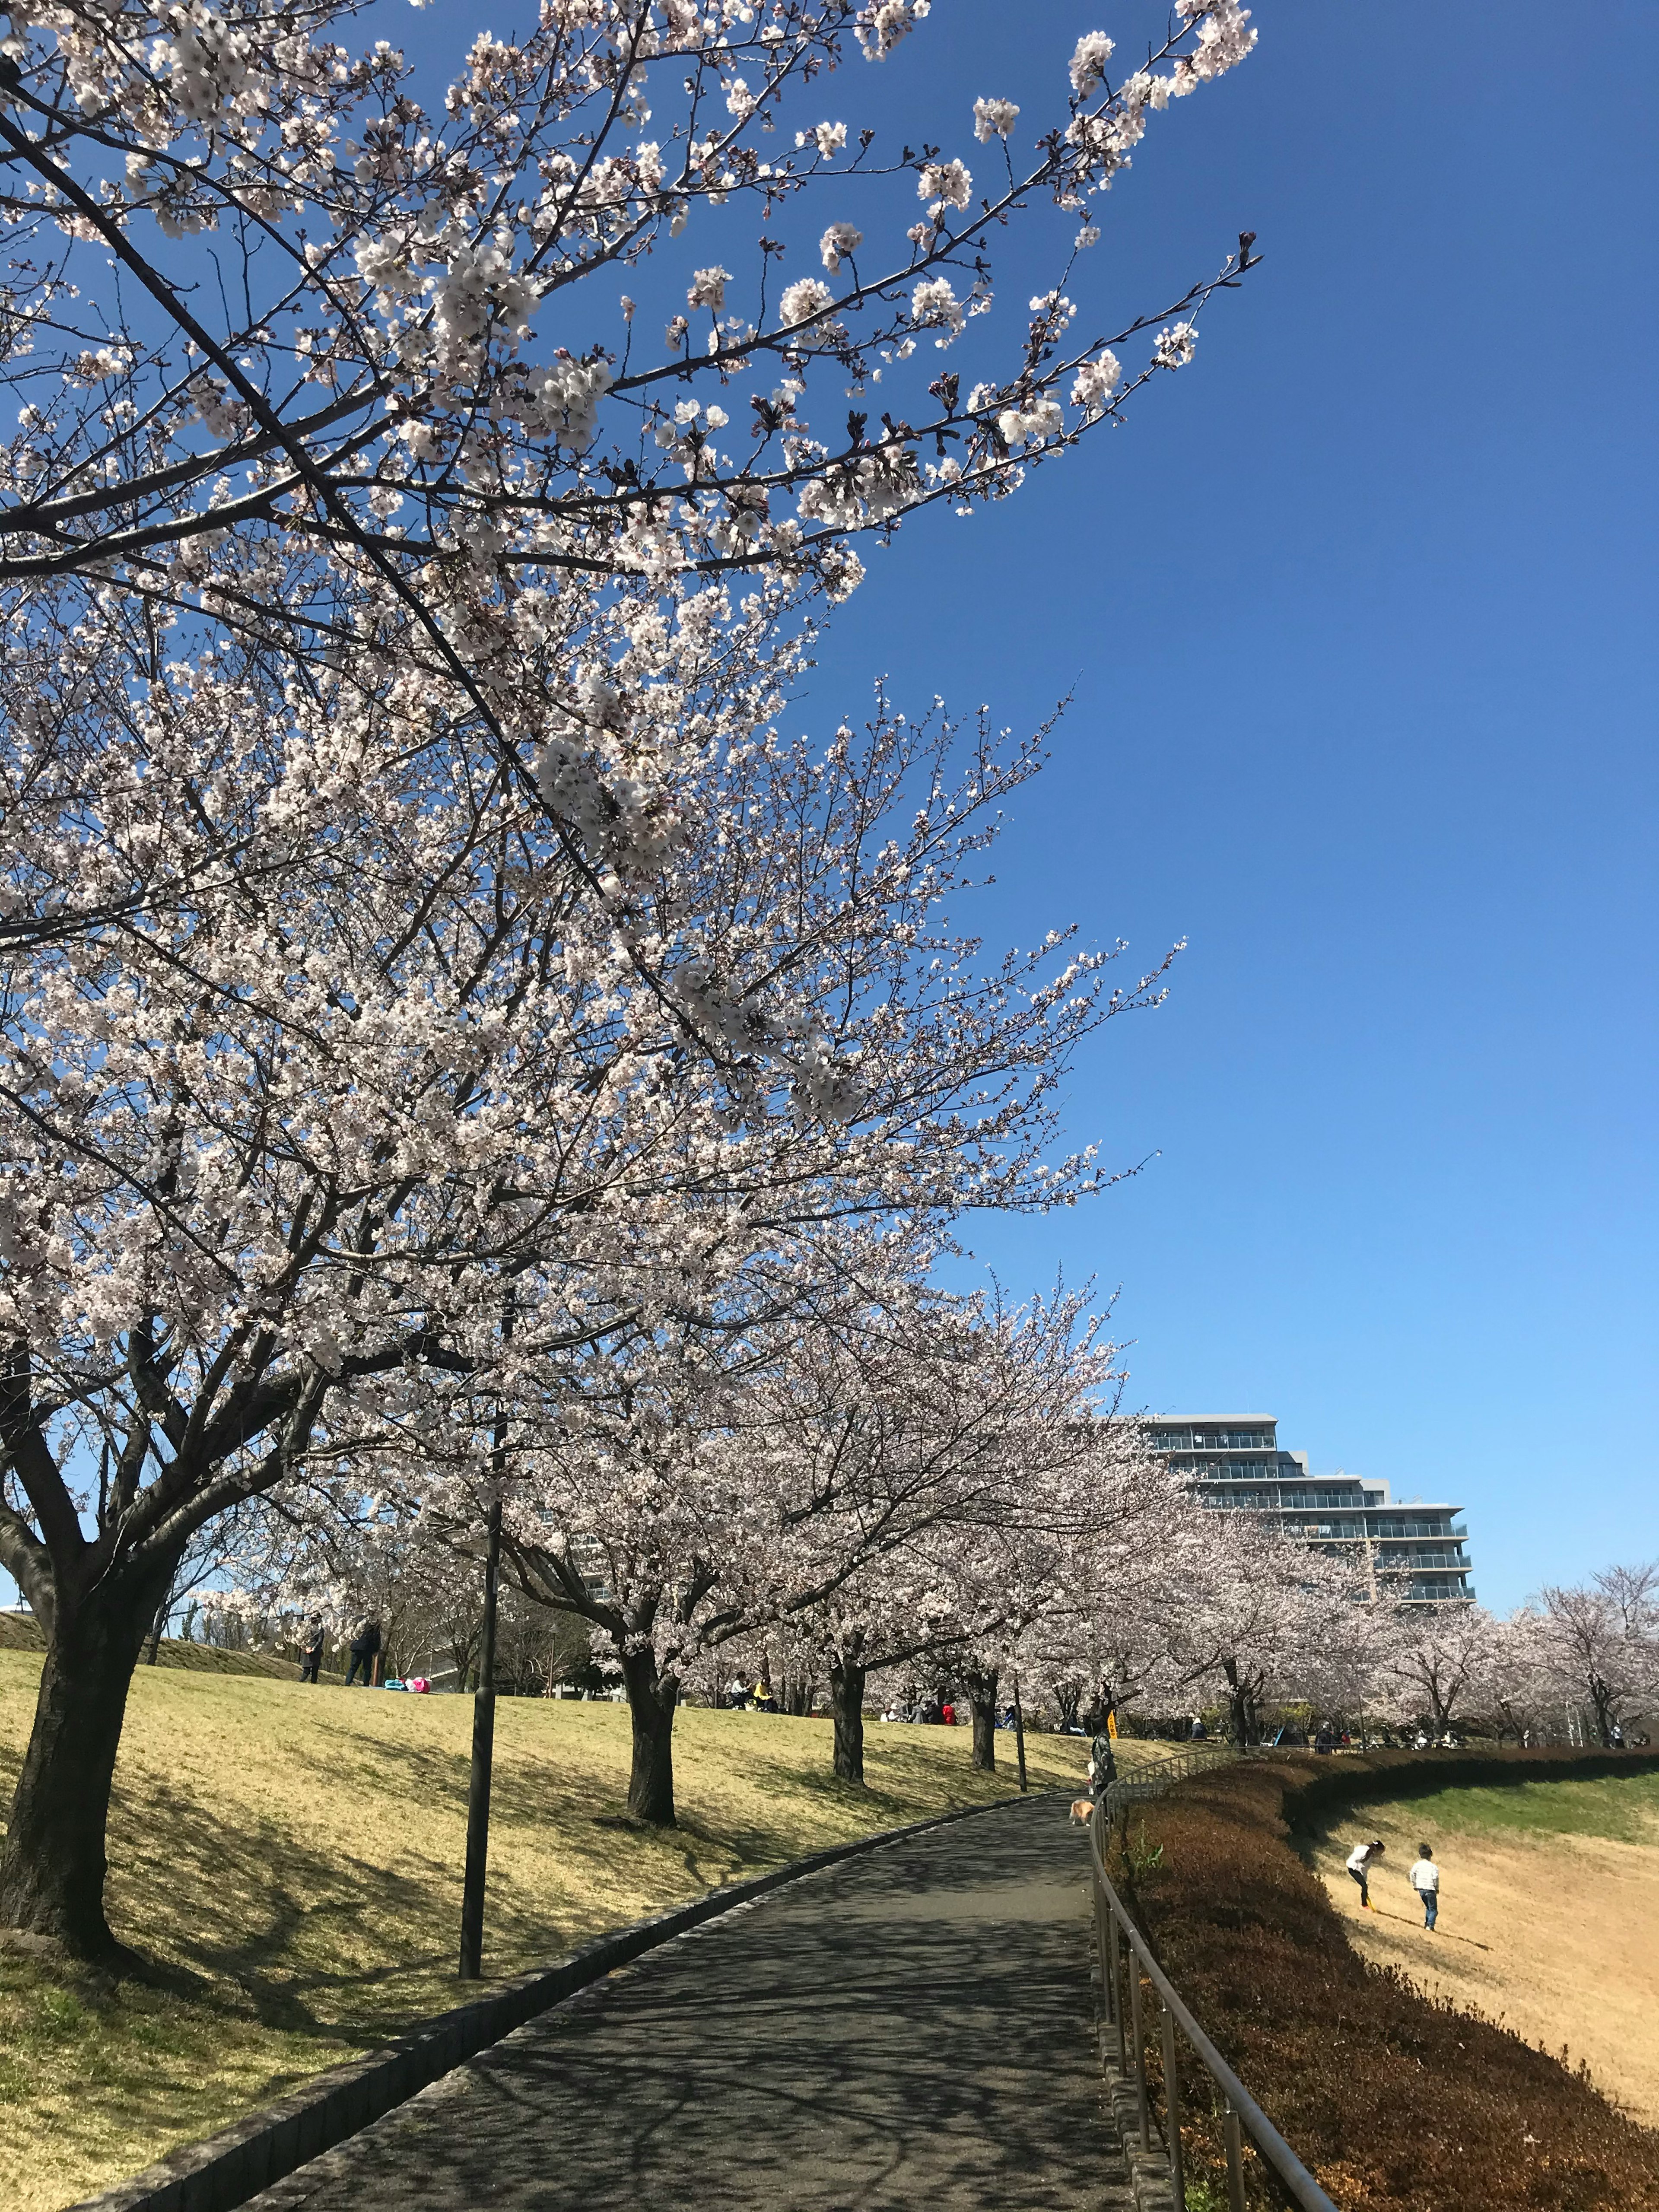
0 1649 1087 2212
1116 1751 1659 2212
1311 1783 1659 2126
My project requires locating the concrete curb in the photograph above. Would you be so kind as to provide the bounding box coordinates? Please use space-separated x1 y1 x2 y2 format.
1104 2069 1178 2212
66 1787 1053 2212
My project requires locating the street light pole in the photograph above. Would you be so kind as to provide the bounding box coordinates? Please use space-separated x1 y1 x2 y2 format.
1012 1670 1029 1794
458 1487 502 1981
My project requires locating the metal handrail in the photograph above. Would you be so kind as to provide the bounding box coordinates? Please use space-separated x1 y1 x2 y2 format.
1088 1794 1339 2212
1101 1744 1236 1803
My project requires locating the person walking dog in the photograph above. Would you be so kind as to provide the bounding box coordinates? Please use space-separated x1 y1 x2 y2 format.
1346 1837 1385 1910
1409 1842 1440 1929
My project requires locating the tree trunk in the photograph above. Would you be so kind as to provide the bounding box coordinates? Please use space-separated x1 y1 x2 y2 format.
0 1572 164 1960
620 1646 677 1825
1224 1658 1250 1751
827 1658 867 1784
781 1672 814 1716
1589 1676 1615 1749
144 1586 171 1666
963 1664 998 1773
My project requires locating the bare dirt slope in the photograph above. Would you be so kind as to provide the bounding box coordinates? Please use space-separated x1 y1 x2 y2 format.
1312 1792 1659 2126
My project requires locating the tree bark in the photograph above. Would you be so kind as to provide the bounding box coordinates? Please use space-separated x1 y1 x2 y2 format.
620 1646 677 1825
144 1586 171 1667
0 1570 166 1959
1223 1657 1251 1751
827 1658 867 1784
963 1664 998 1773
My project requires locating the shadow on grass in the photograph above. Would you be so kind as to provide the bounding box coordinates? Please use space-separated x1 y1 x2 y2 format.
1350 1903 1492 1950
95 1724 912 2047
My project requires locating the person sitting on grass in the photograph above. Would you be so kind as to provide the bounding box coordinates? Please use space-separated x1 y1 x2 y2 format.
1346 1837 1385 1910
1409 1842 1440 1930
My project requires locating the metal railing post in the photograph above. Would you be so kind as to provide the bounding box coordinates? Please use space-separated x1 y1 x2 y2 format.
1094 1866 1113 2026
1130 1955 1150 2151
1161 1996 1186 2210
1083 1750 1342 2212
1111 1910 1127 2070
1224 2098 1246 2212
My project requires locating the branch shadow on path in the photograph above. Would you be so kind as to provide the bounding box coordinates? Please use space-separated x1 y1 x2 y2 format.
245 1797 1126 2212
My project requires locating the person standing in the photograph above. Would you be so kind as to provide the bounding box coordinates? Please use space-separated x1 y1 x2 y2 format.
1346 1837 1385 1910
299 1614 325 1684
345 1615 381 1686
1089 1729 1118 1803
1409 1843 1440 1930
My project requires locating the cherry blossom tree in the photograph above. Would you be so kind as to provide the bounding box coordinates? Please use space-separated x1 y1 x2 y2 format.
460 1269 1114 1817
1375 1602 1498 1741
0 648 1171 1955
1167 1515 1376 1748
1015 1499 1211 1736
0 0 1267 1957
779 1313 1173 1786
1530 1564 1659 1748
0 0 1258 950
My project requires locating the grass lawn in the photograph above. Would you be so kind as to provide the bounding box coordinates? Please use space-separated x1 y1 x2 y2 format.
0 1649 1089 2212
0 1611 337 1682
1359 1769 1659 1847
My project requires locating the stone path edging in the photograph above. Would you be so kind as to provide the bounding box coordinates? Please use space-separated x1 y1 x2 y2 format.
66 1787 1051 2212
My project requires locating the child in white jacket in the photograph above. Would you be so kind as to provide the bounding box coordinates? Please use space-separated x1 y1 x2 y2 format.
1409 1843 1440 1929
1345 1838 1384 1910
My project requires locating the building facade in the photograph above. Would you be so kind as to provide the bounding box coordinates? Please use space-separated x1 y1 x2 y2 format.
1145 1416 1474 1604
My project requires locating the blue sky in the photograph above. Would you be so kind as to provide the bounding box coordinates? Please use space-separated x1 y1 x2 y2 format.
791 0 1656 1609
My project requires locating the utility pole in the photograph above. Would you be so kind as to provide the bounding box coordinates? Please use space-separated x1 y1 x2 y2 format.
458 1485 503 1981
1011 1670 1029 1794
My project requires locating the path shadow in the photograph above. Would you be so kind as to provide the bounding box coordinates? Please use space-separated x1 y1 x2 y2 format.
245 1801 1116 2212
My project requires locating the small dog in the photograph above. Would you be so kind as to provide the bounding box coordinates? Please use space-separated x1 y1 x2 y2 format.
1069 1797 1095 1825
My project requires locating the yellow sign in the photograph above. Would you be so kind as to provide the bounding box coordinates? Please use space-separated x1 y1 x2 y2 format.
1106 1710 1118 1739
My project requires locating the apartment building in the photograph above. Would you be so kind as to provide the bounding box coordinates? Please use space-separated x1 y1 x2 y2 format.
1144 1416 1474 1603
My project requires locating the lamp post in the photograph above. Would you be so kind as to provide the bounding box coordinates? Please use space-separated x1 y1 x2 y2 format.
1011 1670 1029 1794
458 1488 502 1980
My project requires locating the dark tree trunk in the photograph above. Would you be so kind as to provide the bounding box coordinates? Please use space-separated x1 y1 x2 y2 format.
1589 1677 1615 1749
620 1646 677 1825
827 1658 867 1784
144 1587 170 1666
0 1570 167 1960
963 1664 998 1773
1223 1658 1251 1751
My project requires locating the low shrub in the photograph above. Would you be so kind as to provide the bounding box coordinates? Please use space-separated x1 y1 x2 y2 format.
1109 1749 1659 2212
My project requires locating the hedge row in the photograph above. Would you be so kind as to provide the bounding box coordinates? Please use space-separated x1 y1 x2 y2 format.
1110 1748 1659 2212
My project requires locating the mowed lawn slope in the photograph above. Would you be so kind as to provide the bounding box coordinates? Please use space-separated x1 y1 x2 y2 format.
1312 1775 1659 2126
0 1648 1087 2212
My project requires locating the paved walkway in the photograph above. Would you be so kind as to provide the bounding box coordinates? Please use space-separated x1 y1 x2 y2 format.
248 1794 1133 2212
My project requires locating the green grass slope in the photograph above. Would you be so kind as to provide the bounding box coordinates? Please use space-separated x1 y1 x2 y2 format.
1359 1769 1659 1847
0 1613 318 1681
0 1648 1088 2212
